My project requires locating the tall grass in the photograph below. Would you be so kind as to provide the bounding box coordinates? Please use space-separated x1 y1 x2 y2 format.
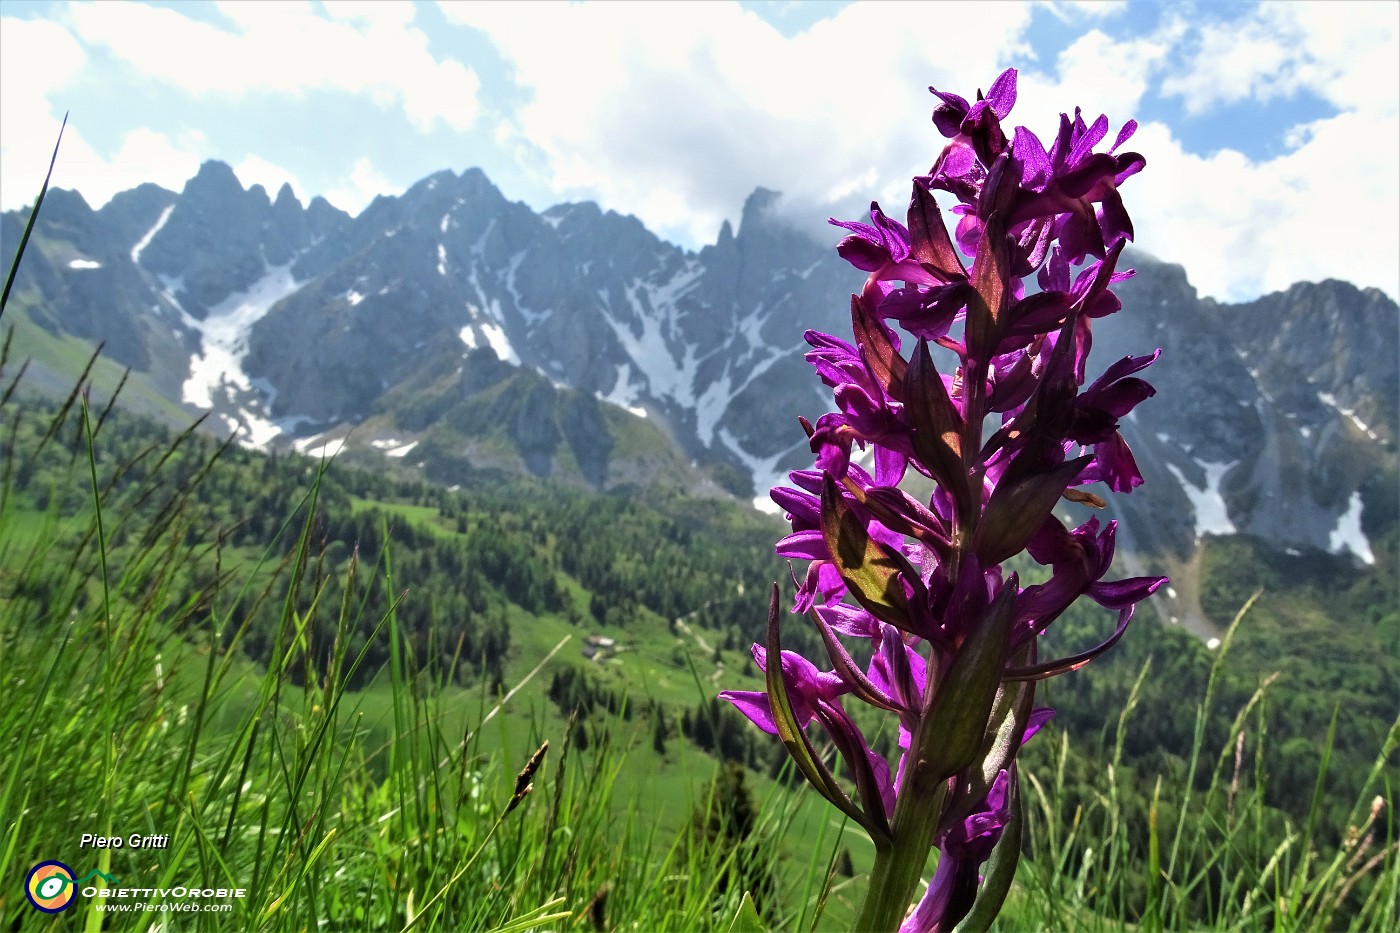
0 360 819 931
1016 594 1399 932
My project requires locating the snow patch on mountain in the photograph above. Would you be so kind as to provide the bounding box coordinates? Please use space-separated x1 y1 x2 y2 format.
650 261 704 309
231 408 284 448
470 219 496 257
738 307 775 359
751 495 781 515
1164 459 1238 539
601 364 648 418
695 371 732 445
131 205 174 265
274 413 319 435
696 335 806 452
480 322 517 364
182 262 300 415
718 426 803 506
457 316 517 365
157 274 186 313
1329 491 1375 564
601 281 700 406
506 252 542 323
1318 391 1380 440
294 434 347 459
464 264 514 333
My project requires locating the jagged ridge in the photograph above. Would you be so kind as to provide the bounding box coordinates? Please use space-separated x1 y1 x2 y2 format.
2 163 1394 584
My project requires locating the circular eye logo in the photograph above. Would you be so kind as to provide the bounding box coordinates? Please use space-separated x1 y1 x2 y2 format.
25 861 77 913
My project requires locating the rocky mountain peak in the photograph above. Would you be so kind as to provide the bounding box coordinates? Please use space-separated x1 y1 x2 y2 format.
458 166 499 198
183 159 252 204
116 159 352 319
703 220 739 277
272 182 301 212
1122 249 1197 297
305 197 348 239
1221 276 1398 445
98 183 179 257
738 187 782 234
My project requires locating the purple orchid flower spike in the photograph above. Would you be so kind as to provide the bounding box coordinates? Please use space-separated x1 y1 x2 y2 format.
723 68 1166 933
832 203 911 271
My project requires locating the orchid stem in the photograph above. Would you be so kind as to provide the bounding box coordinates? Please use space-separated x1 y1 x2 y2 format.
853 773 948 932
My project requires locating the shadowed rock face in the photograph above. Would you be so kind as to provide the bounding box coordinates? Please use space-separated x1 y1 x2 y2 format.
138 162 275 319
4 164 1395 565
1086 255 1396 567
1221 280 1398 439
1 185 184 376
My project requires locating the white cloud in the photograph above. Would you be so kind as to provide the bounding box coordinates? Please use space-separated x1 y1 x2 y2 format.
321 0 417 30
1113 1 1400 301
1039 0 1128 20
0 15 87 207
234 156 306 204
5 0 1394 307
5 120 204 212
440 0 1398 302
1 14 207 210
1274 1 1399 125
323 157 401 215
1159 12 1298 113
3 3 482 213
1016 25 1179 135
1129 113 1400 302
68 0 481 132
71 127 205 203
1160 1 1398 117
441 0 1032 246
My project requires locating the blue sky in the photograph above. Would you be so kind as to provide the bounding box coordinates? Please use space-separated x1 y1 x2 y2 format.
1 0 1396 303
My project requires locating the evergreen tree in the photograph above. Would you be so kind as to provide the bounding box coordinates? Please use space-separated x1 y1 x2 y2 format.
652 709 668 756
689 763 775 916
